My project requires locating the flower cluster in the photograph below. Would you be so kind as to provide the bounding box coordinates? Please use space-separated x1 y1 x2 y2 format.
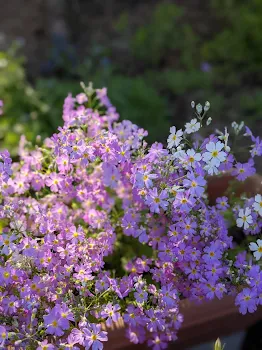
0 87 262 349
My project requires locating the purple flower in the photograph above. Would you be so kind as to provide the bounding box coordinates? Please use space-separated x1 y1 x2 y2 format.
101 303 121 327
66 225 85 243
203 243 222 263
76 93 88 104
45 173 63 192
216 196 229 211
134 289 148 303
146 187 168 213
102 163 120 189
57 154 71 173
183 172 206 196
82 324 108 350
135 170 158 189
201 61 212 72
232 160 256 181
0 100 3 115
123 306 144 327
0 233 16 255
159 284 177 307
148 333 168 350
235 288 257 315
251 138 262 157
63 334 81 350
43 305 74 336
0 325 7 347
173 191 196 212
145 142 168 162
145 309 165 333
133 226 149 243
36 339 55 350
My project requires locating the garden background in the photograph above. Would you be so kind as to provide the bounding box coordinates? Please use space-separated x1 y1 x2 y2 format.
1 0 262 164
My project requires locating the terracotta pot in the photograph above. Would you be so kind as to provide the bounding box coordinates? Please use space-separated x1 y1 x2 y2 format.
7 297 262 349
207 173 262 205
101 296 262 350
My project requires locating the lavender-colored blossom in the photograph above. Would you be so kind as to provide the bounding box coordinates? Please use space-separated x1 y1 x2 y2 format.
0 325 7 347
183 172 206 196
216 196 229 211
232 160 256 181
235 288 257 315
135 171 158 189
82 324 108 350
36 339 55 350
101 303 121 327
146 188 168 214
173 191 195 212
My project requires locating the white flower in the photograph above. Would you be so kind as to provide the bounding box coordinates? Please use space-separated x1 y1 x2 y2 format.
252 194 262 216
203 141 227 167
185 119 201 134
167 126 183 148
236 207 253 230
204 162 219 175
249 239 262 260
186 149 202 166
178 149 202 168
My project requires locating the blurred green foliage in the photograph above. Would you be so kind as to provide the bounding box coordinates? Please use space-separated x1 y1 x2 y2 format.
0 43 56 156
1 1 262 156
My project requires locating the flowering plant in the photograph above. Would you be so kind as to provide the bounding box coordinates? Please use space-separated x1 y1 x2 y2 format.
0 83 262 350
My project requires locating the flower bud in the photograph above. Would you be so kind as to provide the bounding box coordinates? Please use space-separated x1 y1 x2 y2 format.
214 338 223 350
14 340 23 346
196 103 203 114
206 117 212 126
204 101 210 113
191 101 195 108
